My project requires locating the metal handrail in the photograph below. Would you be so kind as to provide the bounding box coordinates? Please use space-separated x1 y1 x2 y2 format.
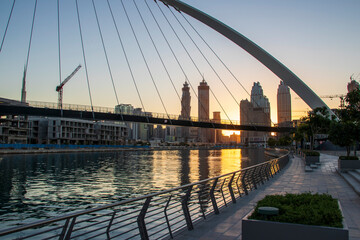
0 151 289 239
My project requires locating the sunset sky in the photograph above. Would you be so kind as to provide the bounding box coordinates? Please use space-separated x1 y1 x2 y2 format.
0 0 359 125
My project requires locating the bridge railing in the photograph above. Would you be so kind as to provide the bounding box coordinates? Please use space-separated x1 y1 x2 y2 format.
0 152 289 240
28 101 249 126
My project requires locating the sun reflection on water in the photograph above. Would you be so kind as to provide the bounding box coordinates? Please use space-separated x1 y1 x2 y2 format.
0 148 268 229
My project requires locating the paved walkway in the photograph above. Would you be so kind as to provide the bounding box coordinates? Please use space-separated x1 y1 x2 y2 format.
175 154 360 240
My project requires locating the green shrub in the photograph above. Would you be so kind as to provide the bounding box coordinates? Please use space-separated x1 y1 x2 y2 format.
249 193 343 228
302 150 320 156
339 156 359 160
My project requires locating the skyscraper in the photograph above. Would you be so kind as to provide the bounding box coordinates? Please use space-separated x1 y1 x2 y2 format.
251 82 270 113
198 79 210 142
180 81 191 141
181 81 191 119
277 81 291 126
198 79 209 121
240 82 271 145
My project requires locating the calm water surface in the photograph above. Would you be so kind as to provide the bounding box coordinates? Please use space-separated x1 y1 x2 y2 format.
0 148 269 229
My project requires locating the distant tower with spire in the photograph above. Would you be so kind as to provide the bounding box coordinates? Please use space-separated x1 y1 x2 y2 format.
181 81 191 119
198 78 210 142
198 78 209 121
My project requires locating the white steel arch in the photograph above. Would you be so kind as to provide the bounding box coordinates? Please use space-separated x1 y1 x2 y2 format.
159 0 333 114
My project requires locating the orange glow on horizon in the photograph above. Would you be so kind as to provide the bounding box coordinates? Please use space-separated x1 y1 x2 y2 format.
222 130 240 137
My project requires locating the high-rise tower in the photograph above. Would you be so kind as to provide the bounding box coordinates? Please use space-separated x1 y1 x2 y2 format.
198 79 210 142
251 82 270 113
180 81 191 141
181 81 191 119
240 82 271 145
277 81 291 126
198 79 209 121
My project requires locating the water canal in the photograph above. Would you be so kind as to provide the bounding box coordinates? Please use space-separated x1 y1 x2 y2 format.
0 148 271 230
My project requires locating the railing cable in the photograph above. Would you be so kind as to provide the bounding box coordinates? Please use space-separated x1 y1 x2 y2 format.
75 0 95 120
0 0 16 53
121 0 171 121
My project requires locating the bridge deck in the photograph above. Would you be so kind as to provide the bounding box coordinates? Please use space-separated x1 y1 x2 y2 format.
175 153 360 239
0 104 294 132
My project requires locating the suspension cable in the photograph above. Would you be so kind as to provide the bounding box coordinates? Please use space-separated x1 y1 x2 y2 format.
75 0 95 120
0 0 16 53
174 12 239 108
180 13 251 98
24 0 38 71
133 0 181 124
107 0 147 122
143 0 192 123
91 0 120 108
57 0 61 86
179 12 273 127
167 7 234 127
155 3 213 127
121 0 170 121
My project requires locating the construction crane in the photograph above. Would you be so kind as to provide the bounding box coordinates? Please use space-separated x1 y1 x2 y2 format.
295 94 346 108
56 64 81 109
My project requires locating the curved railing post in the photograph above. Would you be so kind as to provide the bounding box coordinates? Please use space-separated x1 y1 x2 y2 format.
241 169 249 195
210 178 219 215
251 168 257 190
220 178 227 207
164 195 173 239
182 186 193 231
106 211 116 239
228 173 236 203
198 184 207 219
258 165 265 185
267 161 274 178
64 217 76 240
137 197 152 240
235 172 242 197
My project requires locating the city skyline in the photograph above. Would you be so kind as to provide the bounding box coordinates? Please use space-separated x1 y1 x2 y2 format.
0 0 359 124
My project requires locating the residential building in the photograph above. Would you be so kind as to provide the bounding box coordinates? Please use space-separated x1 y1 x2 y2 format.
28 117 128 145
0 115 29 144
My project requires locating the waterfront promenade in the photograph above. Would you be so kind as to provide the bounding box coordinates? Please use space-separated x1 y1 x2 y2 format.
176 153 360 240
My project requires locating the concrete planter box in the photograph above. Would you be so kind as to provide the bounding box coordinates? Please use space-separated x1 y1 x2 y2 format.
305 155 320 165
338 158 360 172
242 203 348 240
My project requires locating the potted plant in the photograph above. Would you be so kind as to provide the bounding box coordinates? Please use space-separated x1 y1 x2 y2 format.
302 150 320 165
337 155 360 172
242 193 348 240
328 89 360 172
